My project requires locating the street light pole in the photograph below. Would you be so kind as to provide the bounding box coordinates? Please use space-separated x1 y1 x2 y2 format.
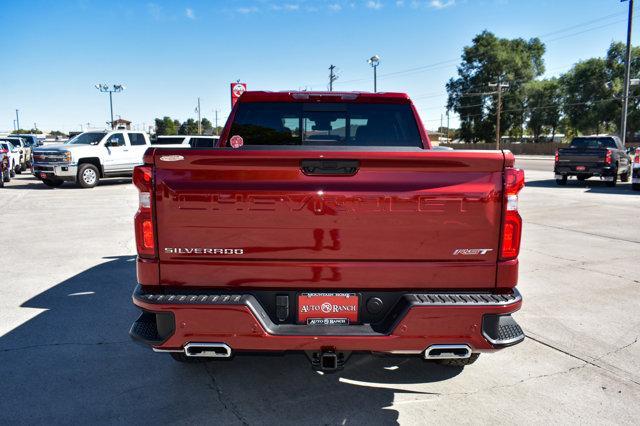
95 84 125 129
15 109 20 132
368 55 380 92
621 0 634 146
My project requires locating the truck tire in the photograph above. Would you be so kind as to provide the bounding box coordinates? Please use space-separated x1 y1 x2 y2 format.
555 176 567 185
77 163 99 188
20 162 27 172
15 164 22 175
620 167 630 183
41 178 64 188
434 353 480 367
3 168 10 182
605 171 617 187
0 174 4 187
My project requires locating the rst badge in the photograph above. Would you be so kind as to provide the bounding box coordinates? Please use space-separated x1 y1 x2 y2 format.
453 248 494 256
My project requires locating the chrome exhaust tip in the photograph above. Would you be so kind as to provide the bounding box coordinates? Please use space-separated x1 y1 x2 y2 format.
184 343 232 358
424 344 472 360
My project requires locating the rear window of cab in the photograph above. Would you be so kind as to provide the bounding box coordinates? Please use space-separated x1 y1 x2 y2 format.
228 102 422 148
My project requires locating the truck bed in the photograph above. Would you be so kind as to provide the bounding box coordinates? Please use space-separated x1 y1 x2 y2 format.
151 147 508 290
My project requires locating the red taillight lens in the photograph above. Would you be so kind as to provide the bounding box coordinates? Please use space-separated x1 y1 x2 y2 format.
634 148 639 164
554 150 559 163
133 166 156 258
500 168 524 261
605 149 612 165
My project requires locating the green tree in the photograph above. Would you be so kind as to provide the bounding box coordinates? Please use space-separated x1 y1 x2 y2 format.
154 116 178 135
447 31 545 143
201 118 213 134
559 58 617 134
178 118 199 135
524 78 562 142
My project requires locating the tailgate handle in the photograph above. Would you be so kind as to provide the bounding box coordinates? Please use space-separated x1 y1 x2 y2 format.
300 160 360 176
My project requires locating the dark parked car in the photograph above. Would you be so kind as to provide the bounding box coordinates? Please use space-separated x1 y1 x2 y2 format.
554 135 632 187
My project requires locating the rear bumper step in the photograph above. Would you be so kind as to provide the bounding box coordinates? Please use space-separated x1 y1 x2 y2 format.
131 285 523 353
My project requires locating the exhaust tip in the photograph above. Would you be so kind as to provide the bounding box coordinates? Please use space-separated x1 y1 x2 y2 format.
424 344 472 360
184 342 232 358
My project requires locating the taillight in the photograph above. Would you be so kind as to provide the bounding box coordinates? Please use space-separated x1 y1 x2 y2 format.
634 148 639 164
605 149 612 165
133 165 156 258
554 150 559 163
500 168 524 261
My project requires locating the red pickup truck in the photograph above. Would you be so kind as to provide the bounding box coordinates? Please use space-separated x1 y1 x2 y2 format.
130 91 525 371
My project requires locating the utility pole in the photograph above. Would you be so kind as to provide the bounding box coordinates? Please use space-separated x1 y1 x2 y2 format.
214 110 219 135
621 0 634 146
13 120 16 131
489 81 510 149
15 109 20 132
329 65 338 91
446 110 450 142
196 97 202 135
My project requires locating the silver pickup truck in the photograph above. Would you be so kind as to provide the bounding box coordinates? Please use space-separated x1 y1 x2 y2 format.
32 130 151 188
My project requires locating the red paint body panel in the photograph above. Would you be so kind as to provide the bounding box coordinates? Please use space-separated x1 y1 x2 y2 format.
152 149 506 289
134 296 522 352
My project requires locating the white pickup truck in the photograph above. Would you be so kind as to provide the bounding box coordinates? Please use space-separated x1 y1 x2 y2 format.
32 130 151 188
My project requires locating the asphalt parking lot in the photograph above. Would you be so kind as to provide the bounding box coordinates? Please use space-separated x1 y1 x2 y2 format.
1 157 639 425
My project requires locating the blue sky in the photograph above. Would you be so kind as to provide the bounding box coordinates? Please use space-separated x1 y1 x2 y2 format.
0 0 637 132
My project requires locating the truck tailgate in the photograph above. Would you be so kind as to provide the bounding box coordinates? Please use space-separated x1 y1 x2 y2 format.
557 148 606 166
153 148 507 289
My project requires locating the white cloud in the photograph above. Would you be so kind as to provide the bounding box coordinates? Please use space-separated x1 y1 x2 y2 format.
366 1 383 10
185 7 195 19
328 3 342 11
395 0 405 6
271 3 300 11
429 0 455 9
237 6 259 14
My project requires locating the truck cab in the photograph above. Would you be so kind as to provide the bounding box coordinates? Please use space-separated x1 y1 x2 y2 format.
32 130 151 188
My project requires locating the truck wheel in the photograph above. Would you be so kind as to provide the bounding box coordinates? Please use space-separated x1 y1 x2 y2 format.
20 163 27 172
10 164 16 177
0 174 4 187
434 353 480 367
77 164 99 188
620 167 630 183
605 172 617 187
577 175 587 182
555 176 567 185
41 178 64 188
15 164 22 175
3 168 9 182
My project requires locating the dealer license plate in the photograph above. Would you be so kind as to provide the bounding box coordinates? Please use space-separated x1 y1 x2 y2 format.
298 293 358 325
576 166 586 171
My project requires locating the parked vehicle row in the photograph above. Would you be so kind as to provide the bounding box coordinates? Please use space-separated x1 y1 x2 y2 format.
0 139 26 177
554 135 633 188
29 131 220 188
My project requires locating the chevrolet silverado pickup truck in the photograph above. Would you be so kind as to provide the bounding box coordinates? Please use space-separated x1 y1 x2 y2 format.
129 91 526 371
554 135 632 187
32 130 151 188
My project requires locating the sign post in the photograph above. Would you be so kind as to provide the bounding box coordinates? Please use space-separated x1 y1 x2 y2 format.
230 82 247 108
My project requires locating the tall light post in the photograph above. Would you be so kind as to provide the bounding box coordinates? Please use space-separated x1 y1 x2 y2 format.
621 0 634 146
368 55 380 92
15 109 20 132
95 84 125 129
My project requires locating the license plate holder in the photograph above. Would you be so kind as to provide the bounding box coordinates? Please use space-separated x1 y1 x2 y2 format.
298 293 359 325
576 166 586 171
